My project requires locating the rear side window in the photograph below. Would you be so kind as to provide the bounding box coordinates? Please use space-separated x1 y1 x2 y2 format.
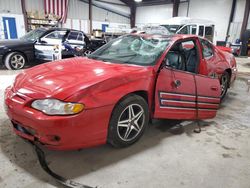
68 32 78 40
68 32 84 41
191 25 197 35
200 39 213 58
45 31 66 39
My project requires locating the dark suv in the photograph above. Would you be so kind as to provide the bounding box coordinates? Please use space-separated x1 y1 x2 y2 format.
0 28 106 70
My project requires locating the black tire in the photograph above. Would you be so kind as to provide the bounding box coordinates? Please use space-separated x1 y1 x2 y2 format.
220 71 230 100
4 52 26 70
108 95 149 148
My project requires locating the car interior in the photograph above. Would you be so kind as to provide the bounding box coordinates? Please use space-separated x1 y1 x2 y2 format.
165 40 199 73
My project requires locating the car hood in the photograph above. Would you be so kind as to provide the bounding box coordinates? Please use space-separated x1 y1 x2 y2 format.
13 57 151 100
0 39 33 47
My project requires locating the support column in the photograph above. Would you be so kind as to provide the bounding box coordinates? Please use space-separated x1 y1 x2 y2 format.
130 5 136 28
240 0 250 40
21 0 28 32
89 0 93 35
172 0 180 17
226 0 237 42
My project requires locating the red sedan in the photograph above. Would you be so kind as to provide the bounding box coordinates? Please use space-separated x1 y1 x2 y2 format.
5 34 237 150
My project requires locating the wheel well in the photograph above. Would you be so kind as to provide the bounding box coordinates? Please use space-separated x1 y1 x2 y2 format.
3 51 28 63
225 68 232 86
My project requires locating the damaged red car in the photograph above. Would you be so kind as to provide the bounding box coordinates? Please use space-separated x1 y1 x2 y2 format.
5 34 237 150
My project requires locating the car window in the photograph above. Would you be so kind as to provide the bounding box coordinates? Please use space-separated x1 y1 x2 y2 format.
165 40 198 73
67 32 78 40
200 39 213 58
178 25 190 34
198 26 204 36
191 25 197 35
45 31 66 39
78 33 83 41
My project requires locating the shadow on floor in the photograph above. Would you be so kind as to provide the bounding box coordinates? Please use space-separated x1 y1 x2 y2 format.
0 118 209 187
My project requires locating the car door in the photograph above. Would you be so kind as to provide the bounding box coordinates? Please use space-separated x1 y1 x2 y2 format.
154 38 221 120
66 31 85 50
154 66 197 120
35 30 66 61
195 74 221 119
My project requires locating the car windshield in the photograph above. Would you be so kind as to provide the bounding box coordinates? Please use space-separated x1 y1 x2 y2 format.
88 35 170 66
161 25 180 34
20 28 46 41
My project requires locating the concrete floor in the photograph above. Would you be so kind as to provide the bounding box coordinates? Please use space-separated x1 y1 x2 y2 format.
0 58 250 188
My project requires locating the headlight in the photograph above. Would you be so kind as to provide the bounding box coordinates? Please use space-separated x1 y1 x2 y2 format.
31 99 84 115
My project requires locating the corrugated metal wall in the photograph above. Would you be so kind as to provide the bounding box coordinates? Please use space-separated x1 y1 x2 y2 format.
25 0 44 13
0 0 22 14
68 0 89 20
93 6 129 24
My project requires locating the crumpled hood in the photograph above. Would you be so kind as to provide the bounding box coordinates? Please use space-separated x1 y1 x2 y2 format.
13 57 150 100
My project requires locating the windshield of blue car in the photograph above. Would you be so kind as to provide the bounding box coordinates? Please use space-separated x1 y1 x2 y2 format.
88 35 170 66
20 28 46 41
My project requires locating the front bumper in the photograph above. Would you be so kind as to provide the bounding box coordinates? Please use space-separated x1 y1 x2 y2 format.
4 87 113 150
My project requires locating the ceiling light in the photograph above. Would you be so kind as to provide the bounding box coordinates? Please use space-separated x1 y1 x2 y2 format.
134 0 142 2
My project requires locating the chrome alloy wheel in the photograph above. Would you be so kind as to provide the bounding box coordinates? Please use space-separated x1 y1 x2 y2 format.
117 104 145 142
221 74 229 97
10 54 25 69
84 50 92 56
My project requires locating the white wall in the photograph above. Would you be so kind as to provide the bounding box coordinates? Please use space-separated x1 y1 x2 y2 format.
228 0 246 42
136 4 173 27
184 0 233 42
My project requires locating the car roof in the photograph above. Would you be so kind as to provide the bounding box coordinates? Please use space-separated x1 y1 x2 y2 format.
41 27 84 33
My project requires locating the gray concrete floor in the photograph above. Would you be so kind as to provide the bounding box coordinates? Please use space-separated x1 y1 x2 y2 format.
0 58 250 188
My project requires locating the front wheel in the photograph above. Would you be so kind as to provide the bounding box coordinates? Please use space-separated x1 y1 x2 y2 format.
108 95 149 148
4 52 26 70
220 72 230 100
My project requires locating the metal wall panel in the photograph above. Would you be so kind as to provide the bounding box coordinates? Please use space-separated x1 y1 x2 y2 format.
68 0 88 20
25 0 44 12
0 0 22 14
93 6 129 24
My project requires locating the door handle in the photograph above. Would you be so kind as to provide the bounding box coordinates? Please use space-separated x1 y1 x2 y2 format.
173 80 181 88
211 86 218 91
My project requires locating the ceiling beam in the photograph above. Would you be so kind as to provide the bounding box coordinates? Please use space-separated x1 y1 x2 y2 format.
119 0 135 7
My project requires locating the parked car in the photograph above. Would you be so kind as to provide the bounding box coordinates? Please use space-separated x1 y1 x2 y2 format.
0 28 106 70
5 34 237 150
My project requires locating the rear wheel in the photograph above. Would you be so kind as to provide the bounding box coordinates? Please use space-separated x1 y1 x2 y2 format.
5 52 26 70
220 71 230 100
108 95 149 148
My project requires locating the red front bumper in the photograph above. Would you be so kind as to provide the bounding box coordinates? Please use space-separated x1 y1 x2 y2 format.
4 87 113 150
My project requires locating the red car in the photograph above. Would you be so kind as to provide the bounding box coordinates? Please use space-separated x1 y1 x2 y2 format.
5 34 237 150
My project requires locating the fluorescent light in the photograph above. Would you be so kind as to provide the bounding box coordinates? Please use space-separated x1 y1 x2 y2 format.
135 0 142 2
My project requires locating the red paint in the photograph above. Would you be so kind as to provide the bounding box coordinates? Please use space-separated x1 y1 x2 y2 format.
5 35 237 150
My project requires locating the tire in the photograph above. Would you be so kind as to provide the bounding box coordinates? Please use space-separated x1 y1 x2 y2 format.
108 95 149 148
4 52 26 70
220 71 230 100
